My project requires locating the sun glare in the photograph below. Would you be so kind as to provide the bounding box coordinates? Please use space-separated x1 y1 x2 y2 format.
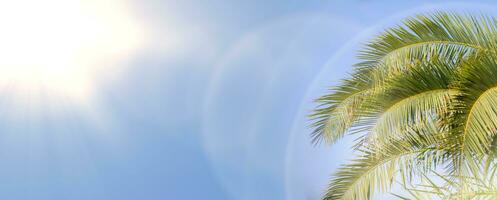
0 0 146 101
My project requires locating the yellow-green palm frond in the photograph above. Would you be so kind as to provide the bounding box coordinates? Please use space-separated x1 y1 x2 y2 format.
363 61 459 146
310 12 495 146
398 160 497 200
324 121 448 200
453 55 497 156
311 11 497 200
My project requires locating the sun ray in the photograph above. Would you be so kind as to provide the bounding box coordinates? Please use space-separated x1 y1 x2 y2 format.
0 0 147 104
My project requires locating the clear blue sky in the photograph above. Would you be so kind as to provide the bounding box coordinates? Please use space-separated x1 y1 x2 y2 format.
3 1 497 200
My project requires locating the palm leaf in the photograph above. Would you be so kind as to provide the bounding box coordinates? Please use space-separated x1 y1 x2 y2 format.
311 11 497 200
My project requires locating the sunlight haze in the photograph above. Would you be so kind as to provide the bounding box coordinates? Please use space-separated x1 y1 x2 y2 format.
0 0 147 101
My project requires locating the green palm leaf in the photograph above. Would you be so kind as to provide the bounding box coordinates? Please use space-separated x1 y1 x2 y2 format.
324 121 447 200
310 12 497 200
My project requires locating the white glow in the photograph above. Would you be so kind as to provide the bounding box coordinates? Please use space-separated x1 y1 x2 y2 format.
0 0 146 101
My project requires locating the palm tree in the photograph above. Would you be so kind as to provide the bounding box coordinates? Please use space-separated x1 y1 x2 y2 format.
311 12 497 200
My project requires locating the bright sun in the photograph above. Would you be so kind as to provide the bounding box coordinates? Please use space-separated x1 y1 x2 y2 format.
0 0 146 102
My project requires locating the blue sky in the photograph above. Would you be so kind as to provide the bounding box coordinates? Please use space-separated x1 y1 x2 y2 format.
3 1 497 200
